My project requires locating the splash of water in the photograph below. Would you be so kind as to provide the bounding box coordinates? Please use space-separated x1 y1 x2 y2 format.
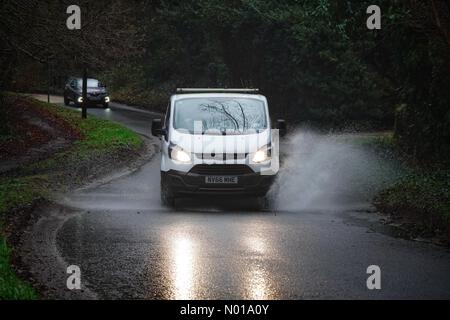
271 130 399 211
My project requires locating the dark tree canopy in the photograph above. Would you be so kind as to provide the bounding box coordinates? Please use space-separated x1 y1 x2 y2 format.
0 0 139 87
1 0 449 164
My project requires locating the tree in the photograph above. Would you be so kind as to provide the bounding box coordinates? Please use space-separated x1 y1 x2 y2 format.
375 0 450 164
0 0 140 117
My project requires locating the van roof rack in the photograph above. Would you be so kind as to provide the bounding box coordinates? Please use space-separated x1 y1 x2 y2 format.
176 88 260 94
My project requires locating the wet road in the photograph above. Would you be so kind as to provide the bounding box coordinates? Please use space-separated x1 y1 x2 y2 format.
26 96 450 299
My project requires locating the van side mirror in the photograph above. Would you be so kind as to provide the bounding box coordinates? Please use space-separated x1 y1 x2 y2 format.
152 119 164 137
276 119 287 137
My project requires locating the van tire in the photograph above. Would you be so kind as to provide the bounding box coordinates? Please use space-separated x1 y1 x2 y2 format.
161 174 175 207
257 195 270 210
64 96 70 106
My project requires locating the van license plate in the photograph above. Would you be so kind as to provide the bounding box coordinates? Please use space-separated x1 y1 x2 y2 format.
205 176 238 184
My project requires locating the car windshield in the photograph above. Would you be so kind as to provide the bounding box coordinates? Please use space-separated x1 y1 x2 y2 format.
174 97 267 135
76 79 104 88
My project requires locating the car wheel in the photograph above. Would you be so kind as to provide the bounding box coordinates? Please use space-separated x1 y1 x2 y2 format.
161 174 175 207
64 96 70 106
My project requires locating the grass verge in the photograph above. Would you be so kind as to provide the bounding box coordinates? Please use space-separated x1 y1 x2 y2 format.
0 93 143 299
358 132 450 242
0 237 38 299
374 169 449 241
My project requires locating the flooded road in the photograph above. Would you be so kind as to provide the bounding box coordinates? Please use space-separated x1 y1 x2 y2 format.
24 96 450 299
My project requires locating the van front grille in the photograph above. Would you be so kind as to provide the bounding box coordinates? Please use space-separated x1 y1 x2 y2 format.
189 164 254 175
195 153 247 160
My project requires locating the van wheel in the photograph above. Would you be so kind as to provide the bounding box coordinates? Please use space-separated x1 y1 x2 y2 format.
64 96 70 106
257 196 270 210
161 175 175 207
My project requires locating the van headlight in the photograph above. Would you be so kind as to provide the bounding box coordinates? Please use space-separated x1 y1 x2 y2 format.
252 145 271 163
170 145 192 163
77 97 83 103
105 96 110 103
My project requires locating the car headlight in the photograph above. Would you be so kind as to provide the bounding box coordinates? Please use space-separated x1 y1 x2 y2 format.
77 97 83 103
105 96 110 103
252 145 271 163
170 145 191 163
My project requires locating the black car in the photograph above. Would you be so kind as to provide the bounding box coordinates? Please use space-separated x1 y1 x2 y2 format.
64 77 110 108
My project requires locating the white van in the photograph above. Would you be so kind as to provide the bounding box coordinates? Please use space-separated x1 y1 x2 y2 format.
151 88 286 206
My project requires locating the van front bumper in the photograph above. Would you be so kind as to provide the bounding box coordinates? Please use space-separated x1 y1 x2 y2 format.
162 169 276 196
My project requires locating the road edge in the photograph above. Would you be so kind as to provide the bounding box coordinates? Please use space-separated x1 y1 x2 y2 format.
0 94 159 299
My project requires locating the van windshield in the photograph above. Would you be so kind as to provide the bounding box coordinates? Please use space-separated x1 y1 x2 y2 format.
173 97 267 135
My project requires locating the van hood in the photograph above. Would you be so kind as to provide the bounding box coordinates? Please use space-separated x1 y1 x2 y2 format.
170 129 271 155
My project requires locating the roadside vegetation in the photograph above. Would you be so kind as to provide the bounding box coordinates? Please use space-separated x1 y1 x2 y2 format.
374 169 449 241
0 93 143 299
0 237 37 299
356 133 450 243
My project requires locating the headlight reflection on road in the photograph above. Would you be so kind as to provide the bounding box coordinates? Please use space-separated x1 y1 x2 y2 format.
244 234 274 300
170 236 196 300
245 236 266 255
248 266 270 300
